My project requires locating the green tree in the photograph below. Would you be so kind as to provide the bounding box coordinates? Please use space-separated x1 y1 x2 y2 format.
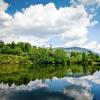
88 51 96 62
54 49 67 64
0 40 4 49
12 47 23 55
82 52 88 64
1 45 10 54
25 43 32 52
11 41 16 49
17 42 25 52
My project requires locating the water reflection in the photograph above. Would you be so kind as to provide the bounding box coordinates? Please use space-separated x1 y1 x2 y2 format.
0 70 100 100
0 64 99 85
0 79 94 100
64 85 93 100
0 89 75 100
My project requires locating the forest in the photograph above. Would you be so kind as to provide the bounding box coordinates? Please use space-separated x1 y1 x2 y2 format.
0 41 100 64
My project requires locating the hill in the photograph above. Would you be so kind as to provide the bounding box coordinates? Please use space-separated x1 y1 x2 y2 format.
59 47 90 52
56 47 100 55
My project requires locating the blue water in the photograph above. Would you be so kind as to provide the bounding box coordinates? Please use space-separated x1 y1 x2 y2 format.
0 68 100 100
92 84 100 100
0 77 100 100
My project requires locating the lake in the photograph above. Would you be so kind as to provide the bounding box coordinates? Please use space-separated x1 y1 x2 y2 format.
0 64 100 100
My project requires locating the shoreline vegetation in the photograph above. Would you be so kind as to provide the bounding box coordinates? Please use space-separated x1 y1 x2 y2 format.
0 41 100 65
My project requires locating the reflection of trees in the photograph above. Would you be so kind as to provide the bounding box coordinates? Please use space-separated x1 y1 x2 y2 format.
0 64 99 85
0 64 67 85
91 64 100 74
82 64 100 75
67 64 99 76
68 64 83 74
82 64 92 75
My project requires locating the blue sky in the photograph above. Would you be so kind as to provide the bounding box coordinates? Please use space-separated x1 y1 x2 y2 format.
0 0 100 52
88 8 100 43
5 0 70 15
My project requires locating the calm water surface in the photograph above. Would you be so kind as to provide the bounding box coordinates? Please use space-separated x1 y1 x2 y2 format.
0 64 100 100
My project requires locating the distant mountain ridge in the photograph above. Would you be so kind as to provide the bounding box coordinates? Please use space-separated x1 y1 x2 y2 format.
59 47 90 52
56 47 100 55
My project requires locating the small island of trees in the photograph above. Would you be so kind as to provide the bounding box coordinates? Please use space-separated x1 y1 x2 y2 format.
0 41 100 64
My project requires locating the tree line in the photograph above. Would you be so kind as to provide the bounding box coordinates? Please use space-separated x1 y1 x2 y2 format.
0 41 100 64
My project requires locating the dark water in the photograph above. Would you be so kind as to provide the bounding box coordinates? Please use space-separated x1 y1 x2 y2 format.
0 64 100 100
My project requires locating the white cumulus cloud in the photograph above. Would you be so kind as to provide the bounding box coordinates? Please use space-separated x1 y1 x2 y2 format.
0 0 99 52
71 0 100 6
0 2 94 42
0 0 8 12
